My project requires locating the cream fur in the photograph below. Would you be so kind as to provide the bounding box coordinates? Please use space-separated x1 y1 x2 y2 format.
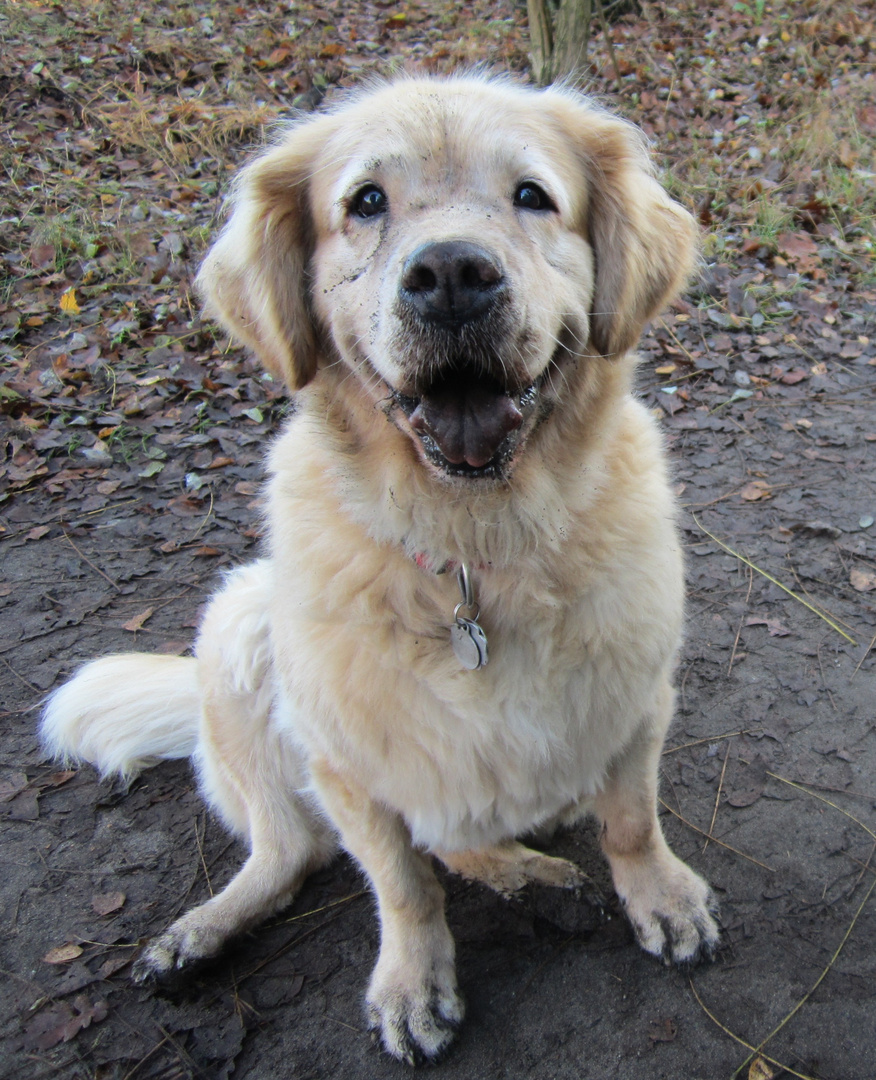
42 74 718 1066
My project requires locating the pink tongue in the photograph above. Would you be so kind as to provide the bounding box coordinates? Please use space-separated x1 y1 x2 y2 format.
409 381 523 468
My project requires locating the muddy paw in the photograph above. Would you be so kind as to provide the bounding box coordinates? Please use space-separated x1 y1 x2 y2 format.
367 971 464 1065
132 916 226 983
623 864 720 966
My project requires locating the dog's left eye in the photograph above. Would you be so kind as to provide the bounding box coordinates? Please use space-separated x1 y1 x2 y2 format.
351 185 388 219
513 183 556 212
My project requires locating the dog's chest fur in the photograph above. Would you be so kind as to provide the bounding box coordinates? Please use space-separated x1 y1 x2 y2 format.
266 391 683 852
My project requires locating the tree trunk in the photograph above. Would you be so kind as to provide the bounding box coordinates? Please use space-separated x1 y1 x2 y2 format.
527 0 554 86
527 0 593 86
554 0 592 81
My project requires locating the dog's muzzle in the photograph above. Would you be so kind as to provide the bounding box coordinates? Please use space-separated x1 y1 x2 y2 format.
391 241 543 478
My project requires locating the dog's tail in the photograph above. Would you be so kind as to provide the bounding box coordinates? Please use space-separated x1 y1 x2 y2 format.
40 654 200 781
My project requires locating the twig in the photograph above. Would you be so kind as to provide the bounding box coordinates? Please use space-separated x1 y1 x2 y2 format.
815 644 839 713
277 889 368 926
663 728 759 755
732 870 876 1078
593 0 623 90
121 1034 170 1080
703 740 730 854
727 565 754 675
691 514 857 645
658 798 775 872
194 814 213 898
62 528 121 592
0 654 41 694
786 561 858 636
689 981 820 1080
851 632 876 678
766 772 876 843
323 1013 367 1036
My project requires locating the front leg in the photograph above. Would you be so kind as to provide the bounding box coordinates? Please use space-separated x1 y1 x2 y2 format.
310 758 464 1065
594 682 720 965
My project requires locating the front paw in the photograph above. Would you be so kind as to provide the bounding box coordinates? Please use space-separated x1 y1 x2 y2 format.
132 914 226 983
367 963 464 1065
620 857 720 966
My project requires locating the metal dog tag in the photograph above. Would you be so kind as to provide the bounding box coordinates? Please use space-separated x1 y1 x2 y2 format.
451 616 489 670
450 562 489 670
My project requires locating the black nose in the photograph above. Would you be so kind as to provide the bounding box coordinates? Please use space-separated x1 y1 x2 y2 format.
400 241 506 327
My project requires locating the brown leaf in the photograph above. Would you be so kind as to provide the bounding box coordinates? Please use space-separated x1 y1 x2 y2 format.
41 770 77 789
8 791 39 820
30 244 57 269
749 1056 778 1080
776 232 818 261
0 772 28 802
122 607 154 632
24 996 109 1051
740 481 772 502
92 891 126 916
727 756 767 808
850 568 876 593
98 952 133 979
745 617 791 637
43 943 84 965
648 1017 677 1045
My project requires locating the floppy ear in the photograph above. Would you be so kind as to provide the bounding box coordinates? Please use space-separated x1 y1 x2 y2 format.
196 119 333 391
555 98 698 359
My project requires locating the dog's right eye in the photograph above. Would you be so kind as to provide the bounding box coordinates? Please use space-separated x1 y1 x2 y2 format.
351 185 388 219
513 182 556 213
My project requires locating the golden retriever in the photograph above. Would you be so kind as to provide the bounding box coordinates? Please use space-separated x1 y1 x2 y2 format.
41 74 720 1065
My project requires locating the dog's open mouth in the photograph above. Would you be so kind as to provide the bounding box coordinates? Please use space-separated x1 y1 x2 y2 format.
393 373 541 478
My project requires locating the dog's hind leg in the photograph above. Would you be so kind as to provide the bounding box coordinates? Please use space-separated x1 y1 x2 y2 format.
133 563 337 981
133 694 336 981
437 841 593 898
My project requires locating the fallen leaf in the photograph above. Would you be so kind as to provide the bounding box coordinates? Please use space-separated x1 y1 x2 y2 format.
648 1017 677 1045
98 953 133 978
43 943 84 965
791 520 842 539
749 1056 777 1080
740 481 772 502
122 607 154 632
746 617 791 637
60 287 80 315
850 569 876 592
727 756 767 808
92 891 126 916
23 996 108 1051
8 790 39 820
777 232 818 261
40 770 77 789
0 773 29 802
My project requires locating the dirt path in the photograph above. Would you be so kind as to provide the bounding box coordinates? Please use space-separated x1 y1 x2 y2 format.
2 3 875 1078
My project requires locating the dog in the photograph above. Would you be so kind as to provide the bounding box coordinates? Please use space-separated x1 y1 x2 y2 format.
41 74 720 1065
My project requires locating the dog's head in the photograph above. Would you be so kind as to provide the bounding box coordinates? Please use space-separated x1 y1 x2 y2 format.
197 75 696 482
